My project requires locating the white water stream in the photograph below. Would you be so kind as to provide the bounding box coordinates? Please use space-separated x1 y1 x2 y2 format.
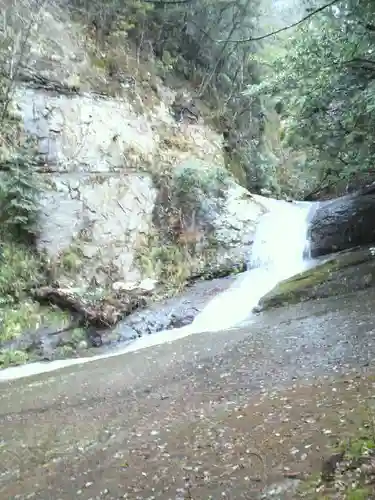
0 198 315 382
188 198 313 332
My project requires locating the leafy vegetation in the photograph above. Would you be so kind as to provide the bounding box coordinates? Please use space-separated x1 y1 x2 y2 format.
299 423 375 499
0 2 44 242
135 233 193 294
0 72 48 356
67 0 272 191
58 244 85 273
73 0 375 198
247 0 375 199
0 242 44 304
0 349 29 368
0 148 42 242
0 299 76 367
173 159 231 208
0 301 67 343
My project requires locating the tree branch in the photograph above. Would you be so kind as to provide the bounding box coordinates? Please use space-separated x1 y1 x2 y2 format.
142 0 193 4
213 0 342 43
345 58 375 72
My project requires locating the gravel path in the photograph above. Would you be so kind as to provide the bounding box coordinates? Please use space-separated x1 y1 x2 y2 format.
1 287 375 499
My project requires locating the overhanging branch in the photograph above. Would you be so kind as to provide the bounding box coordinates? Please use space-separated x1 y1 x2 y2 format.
200 0 342 44
142 0 194 3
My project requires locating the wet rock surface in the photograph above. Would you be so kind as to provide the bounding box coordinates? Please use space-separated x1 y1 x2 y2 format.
309 188 375 257
111 274 236 339
1 274 237 360
1 286 375 498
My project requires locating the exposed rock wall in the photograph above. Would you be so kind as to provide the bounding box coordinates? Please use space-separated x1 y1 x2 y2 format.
8 1 271 289
15 86 161 284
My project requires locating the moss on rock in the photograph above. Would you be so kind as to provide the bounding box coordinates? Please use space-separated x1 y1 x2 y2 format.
258 246 375 311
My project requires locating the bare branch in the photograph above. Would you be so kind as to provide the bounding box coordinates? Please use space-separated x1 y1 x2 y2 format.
193 0 342 44
142 0 194 4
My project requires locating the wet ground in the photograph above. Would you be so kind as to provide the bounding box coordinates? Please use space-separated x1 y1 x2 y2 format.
2 274 238 362
1 287 375 498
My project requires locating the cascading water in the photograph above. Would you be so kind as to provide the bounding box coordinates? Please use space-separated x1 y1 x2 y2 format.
187 198 314 332
0 198 316 382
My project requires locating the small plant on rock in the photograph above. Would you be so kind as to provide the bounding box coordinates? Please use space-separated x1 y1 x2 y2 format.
136 233 192 294
173 159 230 203
0 241 44 304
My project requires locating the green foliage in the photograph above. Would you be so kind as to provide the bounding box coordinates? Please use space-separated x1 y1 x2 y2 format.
0 150 42 242
246 0 375 198
71 0 268 192
0 349 29 367
137 161 235 293
0 71 42 242
54 345 75 359
136 235 191 293
58 244 84 273
69 0 154 42
0 296 71 343
342 435 375 460
173 159 231 209
346 487 371 500
0 300 43 342
0 242 44 304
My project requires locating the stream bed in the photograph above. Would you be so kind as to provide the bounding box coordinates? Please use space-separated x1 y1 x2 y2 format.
1 286 375 498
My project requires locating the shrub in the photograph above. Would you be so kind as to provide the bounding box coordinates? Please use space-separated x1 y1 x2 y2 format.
0 149 42 243
136 234 191 294
0 349 29 367
173 159 231 208
0 242 45 304
0 71 42 245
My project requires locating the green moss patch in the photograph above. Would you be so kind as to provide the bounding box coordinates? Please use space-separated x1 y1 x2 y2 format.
258 247 375 311
0 302 72 342
0 300 76 367
0 349 29 368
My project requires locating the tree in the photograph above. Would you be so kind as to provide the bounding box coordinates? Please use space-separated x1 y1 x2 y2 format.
246 0 375 198
0 0 46 243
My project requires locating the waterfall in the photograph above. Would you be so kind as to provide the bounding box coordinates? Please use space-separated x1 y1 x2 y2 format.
0 199 316 382
187 199 314 333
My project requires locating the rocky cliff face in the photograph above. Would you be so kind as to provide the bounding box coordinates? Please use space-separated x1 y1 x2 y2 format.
7 1 268 292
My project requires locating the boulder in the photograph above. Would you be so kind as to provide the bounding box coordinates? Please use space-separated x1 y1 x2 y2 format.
309 188 375 258
112 278 158 295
